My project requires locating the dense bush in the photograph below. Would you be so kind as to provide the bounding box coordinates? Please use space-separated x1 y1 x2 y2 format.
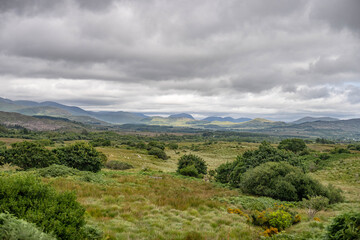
177 154 207 177
178 164 200 177
90 138 111 147
36 164 80 177
54 142 106 172
147 141 165 150
278 138 307 153
330 147 350 154
347 144 360 151
3 141 58 169
148 147 168 160
325 212 360 240
0 213 55 240
105 160 134 170
0 173 86 240
240 162 343 202
215 141 301 187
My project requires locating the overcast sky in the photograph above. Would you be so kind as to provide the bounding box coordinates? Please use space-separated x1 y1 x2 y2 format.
0 0 359 120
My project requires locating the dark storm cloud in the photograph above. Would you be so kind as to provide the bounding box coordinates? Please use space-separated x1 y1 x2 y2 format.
0 0 359 118
311 0 360 33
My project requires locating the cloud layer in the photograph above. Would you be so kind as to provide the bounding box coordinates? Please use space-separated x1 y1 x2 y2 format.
0 0 359 120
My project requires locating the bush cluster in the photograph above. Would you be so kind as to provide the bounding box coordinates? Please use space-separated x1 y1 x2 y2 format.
0 173 86 240
89 138 111 147
177 154 207 178
215 141 302 187
240 162 343 202
105 160 134 170
278 138 307 153
1 141 107 172
54 142 106 172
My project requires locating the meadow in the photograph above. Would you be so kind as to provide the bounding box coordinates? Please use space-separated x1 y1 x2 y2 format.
0 135 359 239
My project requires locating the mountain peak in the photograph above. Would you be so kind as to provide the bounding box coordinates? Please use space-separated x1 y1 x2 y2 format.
168 113 194 119
293 116 339 124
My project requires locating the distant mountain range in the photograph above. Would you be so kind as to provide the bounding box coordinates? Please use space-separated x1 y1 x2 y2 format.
202 116 251 123
1 97 360 140
292 116 339 124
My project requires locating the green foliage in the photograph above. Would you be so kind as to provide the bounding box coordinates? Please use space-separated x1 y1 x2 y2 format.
214 162 233 183
330 147 350 154
0 173 86 240
168 142 179 150
0 213 55 240
216 142 302 187
54 142 106 172
4 141 58 169
90 138 111 147
302 196 329 218
177 154 207 176
268 210 293 231
240 162 343 202
325 212 360 240
148 147 168 160
278 138 307 153
105 160 134 170
250 203 300 231
34 139 54 147
36 164 80 177
347 144 360 151
147 141 165 150
179 164 199 178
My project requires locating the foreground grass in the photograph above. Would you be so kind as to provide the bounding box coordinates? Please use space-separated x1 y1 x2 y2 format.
44 171 259 239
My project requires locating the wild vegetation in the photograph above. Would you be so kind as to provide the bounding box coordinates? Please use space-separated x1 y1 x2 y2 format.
0 124 359 239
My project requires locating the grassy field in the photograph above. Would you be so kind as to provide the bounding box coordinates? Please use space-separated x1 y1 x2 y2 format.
1 137 359 239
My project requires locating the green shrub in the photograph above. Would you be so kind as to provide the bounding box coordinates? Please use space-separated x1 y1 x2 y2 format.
0 213 55 240
147 141 165 150
34 139 54 147
330 147 350 154
89 138 111 147
215 141 302 187
54 142 106 172
168 142 179 150
4 141 58 169
177 154 207 176
325 212 360 240
250 203 300 231
179 164 199 178
268 210 293 231
148 147 168 160
319 153 330 160
240 162 342 202
105 160 134 170
0 173 86 240
278 139 307 153
302 196 329 218
36 164 80 177
215 162 233 183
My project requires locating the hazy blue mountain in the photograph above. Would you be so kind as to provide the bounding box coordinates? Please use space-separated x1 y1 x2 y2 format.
168 113 194 119
0 97 148 124
292 116 339 124
203 116 251 123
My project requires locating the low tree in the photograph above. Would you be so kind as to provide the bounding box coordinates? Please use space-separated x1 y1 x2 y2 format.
4 141 58 169
278 138 307 153
53 142 106 172
302 196 329 218
177 154 207 178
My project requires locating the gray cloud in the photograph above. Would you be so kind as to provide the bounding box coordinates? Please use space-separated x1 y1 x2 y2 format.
0 0 359 119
